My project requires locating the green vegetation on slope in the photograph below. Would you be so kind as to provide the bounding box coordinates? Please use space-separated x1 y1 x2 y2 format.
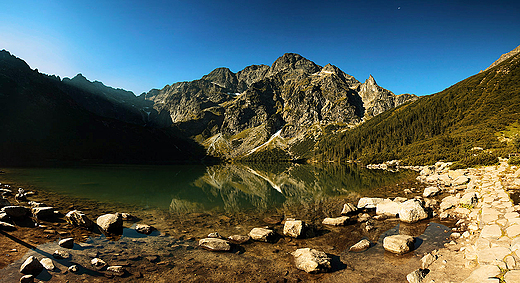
314 54 520 166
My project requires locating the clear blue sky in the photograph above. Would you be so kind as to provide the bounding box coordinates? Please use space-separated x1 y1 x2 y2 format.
1 0 519 96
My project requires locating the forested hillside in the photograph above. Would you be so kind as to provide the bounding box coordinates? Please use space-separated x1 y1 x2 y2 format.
314 52 520 166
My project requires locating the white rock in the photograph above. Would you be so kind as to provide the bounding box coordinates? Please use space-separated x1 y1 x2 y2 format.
341 203 358 215
398 199 428 223
322 216 350 226
383 235 415 254
249 227 275 242
199 238 231 251
423 186 440 198
357 197 384 209
39 258 54 271
292 248 331 273
376 199 400 217
283 220 306 238
349 239 371 252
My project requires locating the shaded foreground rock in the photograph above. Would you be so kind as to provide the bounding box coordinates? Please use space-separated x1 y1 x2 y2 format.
199 238 231 251
31 207 55 219
249 227 275 242
96 213 123 234
292 248 331 273
2 206 30 218
65 210 94 229
383 235 415 254
19 256 43 276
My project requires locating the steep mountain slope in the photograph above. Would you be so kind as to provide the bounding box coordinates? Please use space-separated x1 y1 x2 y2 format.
0 50 207 165
143 53 417 161
315 45 520 165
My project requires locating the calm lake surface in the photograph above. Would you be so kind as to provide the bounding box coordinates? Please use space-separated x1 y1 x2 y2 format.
1 163 418 214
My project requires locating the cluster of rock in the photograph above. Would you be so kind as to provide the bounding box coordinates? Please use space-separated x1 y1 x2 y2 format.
0 183 156 282
405 160 520 283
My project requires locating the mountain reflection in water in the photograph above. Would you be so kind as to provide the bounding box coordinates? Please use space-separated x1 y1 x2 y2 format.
169 163 417 214
2 163 417 214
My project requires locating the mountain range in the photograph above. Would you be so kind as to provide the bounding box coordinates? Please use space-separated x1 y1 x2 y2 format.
1 45 518 165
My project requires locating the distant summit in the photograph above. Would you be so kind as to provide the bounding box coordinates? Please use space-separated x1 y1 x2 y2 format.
485 44 520 71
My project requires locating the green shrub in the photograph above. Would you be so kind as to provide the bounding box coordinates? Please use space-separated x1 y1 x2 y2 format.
451 152 499 169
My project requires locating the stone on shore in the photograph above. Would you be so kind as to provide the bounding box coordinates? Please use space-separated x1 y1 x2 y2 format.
383 235 415 254
65 210 94 229
40 258 55 271
31 207 55 219
349 239 371 252
198 238 231 252
440 196 460 211
398 199 428 223
52 250 70 259
423 186 440 198
322 216 350 226
19 256 43 276
292 248 331 273
249 228 276 242
376 199 400 217
96 213 123 234
58 238 74 249
283 220 306 238
2 206 30 218
406 268 429 283
91 258 107 268
135 224 155 235
0 221 16 231
341 203 358 215
357 197 384 209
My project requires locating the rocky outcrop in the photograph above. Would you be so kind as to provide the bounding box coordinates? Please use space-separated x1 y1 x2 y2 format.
485 44 520 71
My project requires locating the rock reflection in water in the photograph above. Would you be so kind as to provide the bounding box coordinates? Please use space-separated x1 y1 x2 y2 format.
169 163 418 214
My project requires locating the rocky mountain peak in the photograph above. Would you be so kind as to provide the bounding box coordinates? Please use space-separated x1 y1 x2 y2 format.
201 67 238 90
366 74 377 86
485 44 520 71
268 53 321 76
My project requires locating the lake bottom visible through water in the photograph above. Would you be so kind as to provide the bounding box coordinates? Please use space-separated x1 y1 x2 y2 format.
0 163 455 282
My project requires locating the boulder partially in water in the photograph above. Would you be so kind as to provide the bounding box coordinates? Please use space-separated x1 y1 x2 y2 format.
96 213 123 234
199 238 231 251
31 207 55 219
383 235 415 254
135 224 155 235
283 220 306 238
249 227 276 242
357 197 384 209
293 248 331 273
349 239 371 252
398 199 428 223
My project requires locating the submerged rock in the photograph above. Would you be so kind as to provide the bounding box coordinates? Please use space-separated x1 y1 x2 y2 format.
107 265 125 276
227 235 250 244
383 235 415 254
65 210 94 229
349 239 371 252
198 238 231 251
91 258 107 269
283 219 306 238
135 224 155 235
0 197 10 208
249 227 276 242
97 213 123 234
293 248 331 273
20 256 43 276
207 232 224 239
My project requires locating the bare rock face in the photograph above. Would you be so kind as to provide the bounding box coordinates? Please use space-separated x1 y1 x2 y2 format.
65 210 94 229
96 213 123 235
283 220 306 238
198 238 231 252
292 248 332 273
485 44 520 71
383 235 415 254
20 256 43 276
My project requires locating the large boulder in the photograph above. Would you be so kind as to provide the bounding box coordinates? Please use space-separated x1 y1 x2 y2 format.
96 213 123 234
19 256 43 276
283 220 306 238
199 238 231 252
398 199 428 223
293 248 331 273
65 210 95 229
383 235 415 254
31 207 55 219
376 199 400 217
249 227 276 242
357 197 384 209
2 206 30 218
